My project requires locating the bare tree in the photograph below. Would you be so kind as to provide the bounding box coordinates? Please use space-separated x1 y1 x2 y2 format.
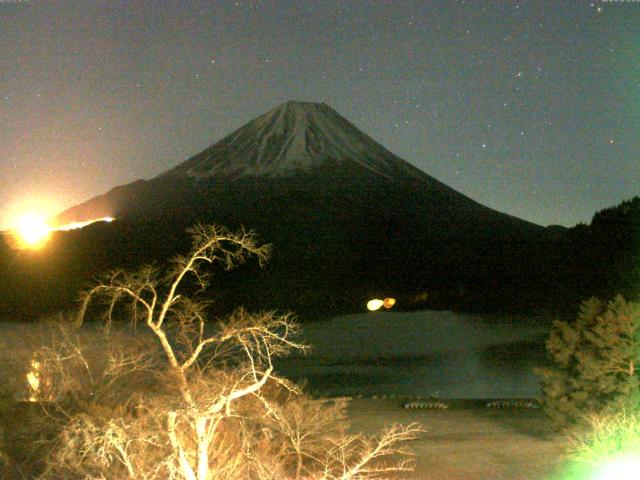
34 223 420 479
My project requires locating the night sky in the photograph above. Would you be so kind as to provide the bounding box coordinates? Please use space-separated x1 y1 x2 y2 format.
1 0 638 229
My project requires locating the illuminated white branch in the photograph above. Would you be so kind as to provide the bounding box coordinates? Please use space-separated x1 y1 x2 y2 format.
48 223 419 480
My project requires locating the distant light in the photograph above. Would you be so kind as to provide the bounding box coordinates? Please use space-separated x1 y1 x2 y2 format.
15 213 50 249
5 214 116 250
367 299 384 311
26 359 42 402
595 456 640 480
383 298 396 309
54 216 115 231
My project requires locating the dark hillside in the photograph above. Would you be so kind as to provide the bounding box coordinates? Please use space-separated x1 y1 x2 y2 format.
3 103 632 321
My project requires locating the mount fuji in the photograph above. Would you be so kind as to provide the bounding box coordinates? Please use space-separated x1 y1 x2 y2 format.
56 101 536 228
9 101 553 319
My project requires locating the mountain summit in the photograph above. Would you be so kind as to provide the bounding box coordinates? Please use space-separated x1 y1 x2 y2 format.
161 101 425 180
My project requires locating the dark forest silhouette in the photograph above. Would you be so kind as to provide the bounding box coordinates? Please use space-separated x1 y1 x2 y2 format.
1 196 637 322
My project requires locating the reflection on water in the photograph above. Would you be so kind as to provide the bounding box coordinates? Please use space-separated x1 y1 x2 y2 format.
275 310 549 399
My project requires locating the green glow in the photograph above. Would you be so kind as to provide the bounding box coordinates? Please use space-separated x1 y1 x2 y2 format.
557 411 640 480
595 456 640 480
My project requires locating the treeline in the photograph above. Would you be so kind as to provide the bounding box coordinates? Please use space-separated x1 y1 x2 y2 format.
546 196 640 315
355 195 640 317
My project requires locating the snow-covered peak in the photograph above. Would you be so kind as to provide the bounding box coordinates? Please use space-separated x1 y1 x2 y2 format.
160 101 426 180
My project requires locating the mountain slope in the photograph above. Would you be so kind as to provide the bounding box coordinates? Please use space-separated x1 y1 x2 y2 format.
57 101 538 234
42 101 551 318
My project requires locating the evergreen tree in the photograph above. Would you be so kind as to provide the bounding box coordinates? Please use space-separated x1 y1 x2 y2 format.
536 295 640 426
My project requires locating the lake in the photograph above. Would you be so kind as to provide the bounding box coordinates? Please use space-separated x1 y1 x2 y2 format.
275 310 550 399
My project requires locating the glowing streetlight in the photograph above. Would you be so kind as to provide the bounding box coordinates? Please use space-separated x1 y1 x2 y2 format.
383 297 396 309
366 297 397 311
367 299 384 311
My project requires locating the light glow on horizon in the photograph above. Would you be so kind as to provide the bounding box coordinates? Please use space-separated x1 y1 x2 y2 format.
54 216 115 231
15 213 51 248
4 214 115 250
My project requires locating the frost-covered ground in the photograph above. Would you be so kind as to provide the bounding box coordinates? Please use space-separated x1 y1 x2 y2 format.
276 310 550 399
346 398 568 480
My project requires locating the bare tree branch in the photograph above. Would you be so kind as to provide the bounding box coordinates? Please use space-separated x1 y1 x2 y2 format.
31 224 419 480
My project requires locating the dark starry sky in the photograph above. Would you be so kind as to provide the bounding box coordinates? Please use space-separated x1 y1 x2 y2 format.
0 0 638 228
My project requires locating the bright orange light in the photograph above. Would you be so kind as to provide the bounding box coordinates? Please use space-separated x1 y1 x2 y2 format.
383 297 396 309
4 213 116 250
14 213 51 248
